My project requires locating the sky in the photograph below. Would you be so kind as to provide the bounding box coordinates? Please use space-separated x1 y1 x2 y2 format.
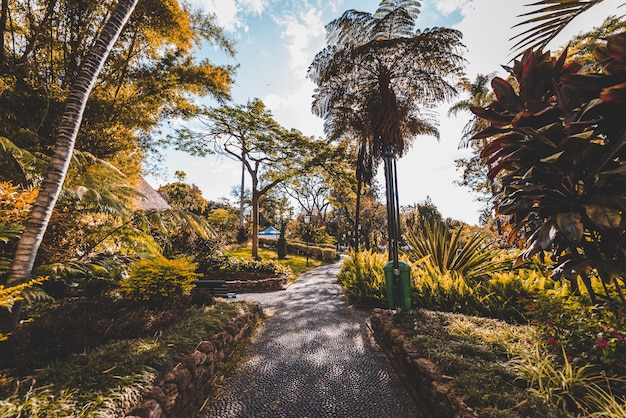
146 0 625 225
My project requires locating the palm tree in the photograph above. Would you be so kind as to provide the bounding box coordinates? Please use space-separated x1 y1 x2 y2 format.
5 0 139 327
448 74 498 215
308 0 465 275
513 0 625 53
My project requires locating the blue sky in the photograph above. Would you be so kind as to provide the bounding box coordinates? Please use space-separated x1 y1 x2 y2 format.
147 0 624 225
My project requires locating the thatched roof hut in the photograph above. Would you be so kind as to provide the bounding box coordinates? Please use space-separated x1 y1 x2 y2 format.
134 177 170 210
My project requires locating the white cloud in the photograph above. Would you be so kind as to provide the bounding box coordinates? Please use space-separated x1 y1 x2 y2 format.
434 0 471 16
201 0 269 33
273 5 325 76
264 80 324 136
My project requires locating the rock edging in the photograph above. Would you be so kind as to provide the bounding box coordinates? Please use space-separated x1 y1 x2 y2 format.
126 302 264 418
370 308 477 418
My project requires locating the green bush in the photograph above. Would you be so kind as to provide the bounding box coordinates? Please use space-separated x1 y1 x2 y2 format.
220 257 293 278
287 241 336 261
337 250 388 306
120 256 199 304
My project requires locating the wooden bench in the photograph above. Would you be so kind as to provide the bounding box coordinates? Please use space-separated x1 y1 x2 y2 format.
192 279 236 299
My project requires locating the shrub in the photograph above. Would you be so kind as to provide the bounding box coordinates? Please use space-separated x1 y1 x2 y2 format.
120 256 199 304
411 263 483 314
287 241 336 261
405 218 503 280
220 257 293 278
337 250 388 306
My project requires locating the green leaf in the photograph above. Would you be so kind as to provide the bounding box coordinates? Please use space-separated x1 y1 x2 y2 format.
583 204 622 229
539 151 564 163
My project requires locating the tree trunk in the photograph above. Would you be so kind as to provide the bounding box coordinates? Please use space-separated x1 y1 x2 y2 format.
251 186 260 260
239 160 245 228
5 0 138 327
0 0 7 67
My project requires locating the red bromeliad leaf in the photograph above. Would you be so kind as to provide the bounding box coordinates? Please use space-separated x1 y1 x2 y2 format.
487 159 514 179
485 148 509 166
470 105 511 125
470 125 508 140
606 32 626 65
479 133 522 158
600 82 626 105
491 77 522 112
584 204 622 229
555 212 583 242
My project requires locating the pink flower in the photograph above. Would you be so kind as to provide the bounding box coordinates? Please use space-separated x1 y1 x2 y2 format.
596 338 608 348
547 337 558 346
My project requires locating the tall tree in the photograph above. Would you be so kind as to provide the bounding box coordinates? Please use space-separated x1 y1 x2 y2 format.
4 0 139 330
449 74 497 215
175 98 324 259
0 0 234 177
309 0 465 265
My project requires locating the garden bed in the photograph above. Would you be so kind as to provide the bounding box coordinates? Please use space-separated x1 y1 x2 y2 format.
0 298 263 417
370 308 566 418
203 271 289 292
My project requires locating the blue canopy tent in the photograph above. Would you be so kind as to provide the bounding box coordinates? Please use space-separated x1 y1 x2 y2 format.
259 226 281 239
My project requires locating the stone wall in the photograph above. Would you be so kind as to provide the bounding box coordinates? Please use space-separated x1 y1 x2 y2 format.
370 308 478 418
126 302 264 418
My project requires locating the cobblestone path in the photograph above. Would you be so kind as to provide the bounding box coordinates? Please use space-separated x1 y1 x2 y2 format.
205 261 424 418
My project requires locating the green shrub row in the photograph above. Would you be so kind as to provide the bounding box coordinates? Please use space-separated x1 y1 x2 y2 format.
219 257 292 277
258 237 337 261
287 242 336 261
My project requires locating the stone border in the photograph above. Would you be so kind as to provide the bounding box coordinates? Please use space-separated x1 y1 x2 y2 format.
369 308 478 418
126 302 264 418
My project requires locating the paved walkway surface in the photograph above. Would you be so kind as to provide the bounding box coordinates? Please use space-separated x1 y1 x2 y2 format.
205 261 424 418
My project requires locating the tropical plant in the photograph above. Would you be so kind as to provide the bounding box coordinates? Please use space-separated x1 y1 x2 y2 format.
513 0 626 54
0 0 234 176
308 0 466 262
337 249 389 306
449 74 498 210
470 34 626 307
405 218 503 280
510 343 626 416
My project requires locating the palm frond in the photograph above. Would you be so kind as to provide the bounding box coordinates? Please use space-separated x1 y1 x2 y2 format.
0 136 47 185
512 0 625 54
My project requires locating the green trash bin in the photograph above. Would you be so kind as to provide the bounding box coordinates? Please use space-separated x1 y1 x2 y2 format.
384 261 411 310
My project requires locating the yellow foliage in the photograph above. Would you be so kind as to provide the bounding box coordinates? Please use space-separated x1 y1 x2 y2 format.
120 255 199 304
0 181 37 224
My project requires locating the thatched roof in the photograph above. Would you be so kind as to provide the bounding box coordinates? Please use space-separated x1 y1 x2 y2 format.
135 177 170 210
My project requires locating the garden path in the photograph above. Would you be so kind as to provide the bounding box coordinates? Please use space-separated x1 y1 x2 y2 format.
205 260 425 417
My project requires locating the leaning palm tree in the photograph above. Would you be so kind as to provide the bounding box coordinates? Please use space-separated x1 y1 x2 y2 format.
513 0 625 53
4 0 139 328
308 0 465 282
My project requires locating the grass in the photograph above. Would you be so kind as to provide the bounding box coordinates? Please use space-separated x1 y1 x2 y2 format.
226 244 332 276
397 309 567 417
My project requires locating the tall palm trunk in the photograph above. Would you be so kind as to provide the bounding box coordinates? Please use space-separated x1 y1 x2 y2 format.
6 0 138 326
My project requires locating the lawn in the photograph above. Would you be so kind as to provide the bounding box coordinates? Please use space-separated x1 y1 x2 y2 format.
225 245 334 276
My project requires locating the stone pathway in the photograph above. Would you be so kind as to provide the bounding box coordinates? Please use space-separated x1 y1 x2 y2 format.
205 261 424 418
